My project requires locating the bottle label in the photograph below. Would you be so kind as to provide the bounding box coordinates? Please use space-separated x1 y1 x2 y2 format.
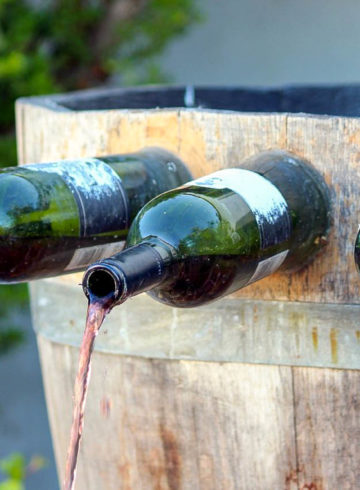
26 159 129 237
65 240 126 271
248 250 289 284
190 168 292 249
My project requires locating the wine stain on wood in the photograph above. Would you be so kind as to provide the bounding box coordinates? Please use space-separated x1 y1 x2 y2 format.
285 465 318 490
100 396 112 418
285 465 323 490
289 311 304 357
329 328 338 364
312 327 319 352
252 304 258 323
159 423 182 490
300 483 321 490
117 461 132 490
284 467 298 489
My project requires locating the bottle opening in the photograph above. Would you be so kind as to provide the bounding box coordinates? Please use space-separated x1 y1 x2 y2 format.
85 268 118 299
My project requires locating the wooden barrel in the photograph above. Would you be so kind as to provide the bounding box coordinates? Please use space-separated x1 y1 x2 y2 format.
17 86 360 490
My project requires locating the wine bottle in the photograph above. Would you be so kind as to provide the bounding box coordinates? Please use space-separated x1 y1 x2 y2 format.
82 150 331 308
0 148 192 282
354 228 360 274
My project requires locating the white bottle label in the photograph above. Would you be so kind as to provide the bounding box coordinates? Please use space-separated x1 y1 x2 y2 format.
25 158 129 237
65 240 125 271
248 250 289 284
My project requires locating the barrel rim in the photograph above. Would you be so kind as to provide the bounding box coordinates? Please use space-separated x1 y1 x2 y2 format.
16 84 360 118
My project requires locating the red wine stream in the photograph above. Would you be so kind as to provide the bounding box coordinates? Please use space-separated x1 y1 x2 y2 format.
63 296 114 490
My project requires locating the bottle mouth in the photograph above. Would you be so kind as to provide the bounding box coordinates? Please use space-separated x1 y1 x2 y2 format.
82 263 125 302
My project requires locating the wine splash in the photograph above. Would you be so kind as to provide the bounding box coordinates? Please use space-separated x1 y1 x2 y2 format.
63 295 114 490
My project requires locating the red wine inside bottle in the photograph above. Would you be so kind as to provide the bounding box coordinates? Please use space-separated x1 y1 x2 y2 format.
82 151 331 308
0 148 191 282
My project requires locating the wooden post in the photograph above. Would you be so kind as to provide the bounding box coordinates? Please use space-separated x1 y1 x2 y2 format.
17 87 360 489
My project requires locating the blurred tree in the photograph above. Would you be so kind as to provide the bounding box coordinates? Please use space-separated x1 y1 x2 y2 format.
0 0 202 137
0 452 47 489
0 284 28 355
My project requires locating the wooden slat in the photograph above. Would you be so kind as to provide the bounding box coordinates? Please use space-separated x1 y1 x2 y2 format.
30 278 360 369
293 366 360 490
285 114 360 303
37 335 297 490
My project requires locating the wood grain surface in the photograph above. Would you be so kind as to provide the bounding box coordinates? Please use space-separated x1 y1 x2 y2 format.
293 367 360 490
17 90 360 489
38 336 298 490
37 336 360 490
16 101 360 304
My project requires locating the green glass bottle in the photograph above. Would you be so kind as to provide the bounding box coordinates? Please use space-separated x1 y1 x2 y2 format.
83 151 331 308
0 148 192 282
354 228 360 274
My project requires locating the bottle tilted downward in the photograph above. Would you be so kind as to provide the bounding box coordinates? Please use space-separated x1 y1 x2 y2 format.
0 148 192 282
83 151 331 308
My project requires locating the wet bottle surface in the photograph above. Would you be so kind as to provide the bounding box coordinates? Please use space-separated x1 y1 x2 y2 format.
0 148 191 282
83 150 331 308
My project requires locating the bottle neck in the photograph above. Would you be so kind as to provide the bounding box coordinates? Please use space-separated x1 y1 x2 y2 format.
82 240 174 306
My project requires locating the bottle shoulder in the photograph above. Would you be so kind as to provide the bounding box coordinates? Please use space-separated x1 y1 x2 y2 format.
127 187 260 256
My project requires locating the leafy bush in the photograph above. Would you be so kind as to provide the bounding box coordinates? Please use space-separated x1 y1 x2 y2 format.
0 134 17 167
0 0 202 132
0 284 29 355
0 453 46 489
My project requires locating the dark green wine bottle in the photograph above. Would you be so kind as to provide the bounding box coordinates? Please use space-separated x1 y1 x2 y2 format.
0 148 192 283
83 151 331 308
354 228 360 274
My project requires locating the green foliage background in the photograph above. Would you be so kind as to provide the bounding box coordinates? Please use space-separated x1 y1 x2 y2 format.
0 452 46 489
0 0 202 138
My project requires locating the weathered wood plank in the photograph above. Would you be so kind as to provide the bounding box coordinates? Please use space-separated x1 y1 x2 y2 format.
37 335 297 490
285 114 360 303
293 366 360 490
16 99 360 304
30 278 360 369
